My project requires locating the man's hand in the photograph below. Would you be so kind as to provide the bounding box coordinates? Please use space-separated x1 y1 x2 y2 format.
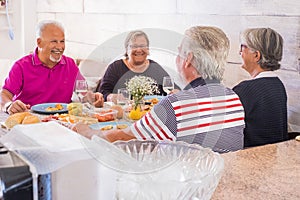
7 100 30 115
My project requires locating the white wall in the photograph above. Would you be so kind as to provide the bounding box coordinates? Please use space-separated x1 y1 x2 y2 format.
0 0 36 86
1 0 300 131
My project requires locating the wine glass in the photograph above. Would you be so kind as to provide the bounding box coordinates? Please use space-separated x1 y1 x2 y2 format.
163 76 174 95
75 80 88 103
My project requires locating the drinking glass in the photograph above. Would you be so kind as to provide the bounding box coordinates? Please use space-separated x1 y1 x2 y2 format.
117 88 130 106
75 80 88 103
116 88 131 120
162 76 174 95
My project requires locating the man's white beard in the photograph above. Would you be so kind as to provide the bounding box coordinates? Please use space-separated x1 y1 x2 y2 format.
50 54 62 63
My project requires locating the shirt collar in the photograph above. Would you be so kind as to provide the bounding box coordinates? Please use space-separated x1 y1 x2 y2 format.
32 47 66 66
183 77 206 90
254 71 278 79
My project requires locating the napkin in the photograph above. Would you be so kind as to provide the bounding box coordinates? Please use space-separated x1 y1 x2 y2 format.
1 121 85 152
0 121 93 174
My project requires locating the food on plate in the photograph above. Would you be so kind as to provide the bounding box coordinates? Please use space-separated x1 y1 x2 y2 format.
144 97 159 105
42 113 97 125
5 112 40 129
93 109 117 122
67 103 83 116
45 103 64 111
117 124 128 129
151 98 159 105
101 125 113 131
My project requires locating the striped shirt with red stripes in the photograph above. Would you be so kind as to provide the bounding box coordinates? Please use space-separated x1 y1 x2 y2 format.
131 80 245 153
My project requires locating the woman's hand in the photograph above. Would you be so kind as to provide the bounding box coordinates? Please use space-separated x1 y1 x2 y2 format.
86 92 104 107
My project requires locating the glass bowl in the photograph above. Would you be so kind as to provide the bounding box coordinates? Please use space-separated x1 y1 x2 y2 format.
113 140 224 200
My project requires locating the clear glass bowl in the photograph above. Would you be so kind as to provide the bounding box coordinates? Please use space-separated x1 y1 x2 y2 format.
113 140 224 200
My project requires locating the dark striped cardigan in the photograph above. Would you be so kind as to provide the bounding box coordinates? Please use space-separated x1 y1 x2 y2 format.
233 77 288 147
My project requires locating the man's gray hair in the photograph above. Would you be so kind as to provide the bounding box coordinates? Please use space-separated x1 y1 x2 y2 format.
35 20 65 39
181 26 230 80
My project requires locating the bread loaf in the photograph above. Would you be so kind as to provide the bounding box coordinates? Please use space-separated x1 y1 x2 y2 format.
4 112 35 129
22 115 41 125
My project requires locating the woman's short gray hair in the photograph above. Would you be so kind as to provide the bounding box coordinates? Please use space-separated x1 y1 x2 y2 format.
182 26 230 80
241 28 283 70
35 20 65 39
124 30 149 57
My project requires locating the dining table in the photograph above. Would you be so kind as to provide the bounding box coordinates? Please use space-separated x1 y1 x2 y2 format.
0 110 299 199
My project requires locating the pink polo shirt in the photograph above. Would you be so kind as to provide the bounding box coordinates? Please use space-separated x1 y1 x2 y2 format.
2 48 84 106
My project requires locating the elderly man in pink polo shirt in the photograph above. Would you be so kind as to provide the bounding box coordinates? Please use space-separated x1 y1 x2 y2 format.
0 20 104 114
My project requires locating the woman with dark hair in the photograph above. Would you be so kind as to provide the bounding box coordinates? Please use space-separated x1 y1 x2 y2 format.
233 28 288 147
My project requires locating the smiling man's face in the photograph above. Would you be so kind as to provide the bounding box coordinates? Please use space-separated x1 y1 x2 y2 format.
37 24 65 67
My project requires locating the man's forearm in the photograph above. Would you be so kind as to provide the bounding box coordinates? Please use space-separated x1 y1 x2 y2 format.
104 129 136 143
0 89 13 112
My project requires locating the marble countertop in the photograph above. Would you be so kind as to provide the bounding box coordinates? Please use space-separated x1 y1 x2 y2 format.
211 139 300 200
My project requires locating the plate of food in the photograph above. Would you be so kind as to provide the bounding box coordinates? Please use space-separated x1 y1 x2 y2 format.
89 121 131 131
31 103 68 114
143 95 164 106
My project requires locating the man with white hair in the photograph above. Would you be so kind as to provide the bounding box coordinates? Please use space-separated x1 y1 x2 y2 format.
1 20 104 114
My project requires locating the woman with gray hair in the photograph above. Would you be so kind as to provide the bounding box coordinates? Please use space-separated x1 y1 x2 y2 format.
99 30 171 102
76 26 245 153
233 28 288 147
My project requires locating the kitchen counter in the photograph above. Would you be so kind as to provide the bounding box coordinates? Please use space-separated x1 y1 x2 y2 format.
212 139 300 200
